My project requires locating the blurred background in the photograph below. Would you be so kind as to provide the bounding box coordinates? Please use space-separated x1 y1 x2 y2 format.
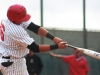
0 0 100 75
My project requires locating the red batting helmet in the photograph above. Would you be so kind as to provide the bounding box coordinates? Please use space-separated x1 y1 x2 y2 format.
7 4 31 23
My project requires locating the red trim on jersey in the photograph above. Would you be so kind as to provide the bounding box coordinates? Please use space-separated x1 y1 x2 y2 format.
0 20 5 41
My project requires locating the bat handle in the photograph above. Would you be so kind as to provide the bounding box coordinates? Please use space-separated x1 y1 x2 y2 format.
65 44 84 52
65 44 77 49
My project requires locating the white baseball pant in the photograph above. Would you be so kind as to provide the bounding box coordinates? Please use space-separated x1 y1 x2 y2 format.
1 58 29 75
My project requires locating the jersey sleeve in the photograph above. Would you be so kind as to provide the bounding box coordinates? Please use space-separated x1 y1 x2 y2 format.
10 25 34 48
21 20 32 29
12 35 34 48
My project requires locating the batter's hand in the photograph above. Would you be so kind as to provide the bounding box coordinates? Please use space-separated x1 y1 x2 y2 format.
58 42 67 49
53 37 62 44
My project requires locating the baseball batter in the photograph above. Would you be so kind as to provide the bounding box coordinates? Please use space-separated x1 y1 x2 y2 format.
0 4 67 75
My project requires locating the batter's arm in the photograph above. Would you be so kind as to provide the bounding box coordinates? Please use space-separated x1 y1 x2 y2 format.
27 22 49 37
27 22 62 44
27 42 67 53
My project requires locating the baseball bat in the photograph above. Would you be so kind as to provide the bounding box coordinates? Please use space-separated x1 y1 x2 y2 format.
65 44 100 60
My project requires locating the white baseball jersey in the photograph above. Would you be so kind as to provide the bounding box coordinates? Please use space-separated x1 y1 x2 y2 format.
0 18 34 75
0 18 34 58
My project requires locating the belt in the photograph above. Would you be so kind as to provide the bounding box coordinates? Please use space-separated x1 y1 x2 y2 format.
2 56 24 59
2 56 10 59
2 56 13 67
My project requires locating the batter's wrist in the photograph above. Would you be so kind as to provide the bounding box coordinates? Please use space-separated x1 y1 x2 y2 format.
50 44 58 50
46 33 55 40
